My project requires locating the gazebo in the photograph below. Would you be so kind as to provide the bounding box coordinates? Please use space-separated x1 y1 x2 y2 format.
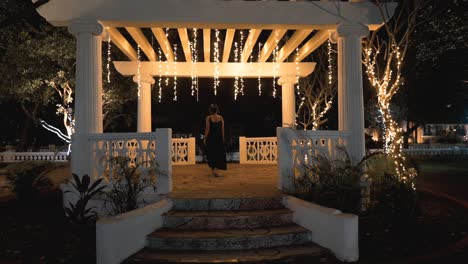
36 1 396 263
37 0 393 193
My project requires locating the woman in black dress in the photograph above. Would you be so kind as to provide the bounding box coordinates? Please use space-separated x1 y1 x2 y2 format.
203 104 227 177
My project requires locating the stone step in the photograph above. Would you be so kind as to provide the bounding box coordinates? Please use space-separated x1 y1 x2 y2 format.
171 197 284 211
163 208 293 229
124 243 334 264
146 225 312 251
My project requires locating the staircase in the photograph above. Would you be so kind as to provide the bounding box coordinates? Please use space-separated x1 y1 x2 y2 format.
124 197 336 263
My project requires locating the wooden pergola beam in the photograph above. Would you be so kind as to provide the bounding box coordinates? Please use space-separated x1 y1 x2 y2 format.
125 27 157 61
151 28 174 61
114 61 316 78
177 28 192 62
106 27 137 61
203 29 211 62
241 29 262 62
222 29 235 62
276 29 313 62
295 30 329 61
258 29 287 62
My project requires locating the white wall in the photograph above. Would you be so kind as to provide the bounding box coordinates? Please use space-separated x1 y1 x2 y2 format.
282 195 359 262
96 199 172 264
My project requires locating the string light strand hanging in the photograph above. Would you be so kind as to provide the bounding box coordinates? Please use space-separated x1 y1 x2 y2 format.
136 45 141 99
190 28 199 101
233 41 240 100
257 42 262 96
239 30 245 95
213 29 221 95
173 44 178 101
157 47 163 103
164 28 170 87
106 28 112 83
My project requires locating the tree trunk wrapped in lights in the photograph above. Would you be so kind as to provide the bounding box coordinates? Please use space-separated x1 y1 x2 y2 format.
363 0 429 183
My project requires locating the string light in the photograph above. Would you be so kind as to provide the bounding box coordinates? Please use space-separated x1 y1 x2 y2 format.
233 41 240 100
327 38 333 85
173 44 178 101
137 45 141 99
295 46 300 95
239 30 245 95
106 29 111 83
364 41 414 184
164 28 170 87
157 47 163 103
257 42 262 95
272 30 280 98
295 39 335 130
213 29 221 95
190 28 199 101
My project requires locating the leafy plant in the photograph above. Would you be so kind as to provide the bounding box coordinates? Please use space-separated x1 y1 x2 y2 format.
6 161 54 203
295 147 380 214
104 156 158 215
367 155 419 224
64 174 106 225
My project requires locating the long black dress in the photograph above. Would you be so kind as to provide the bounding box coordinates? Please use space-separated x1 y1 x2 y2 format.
206 119 227 170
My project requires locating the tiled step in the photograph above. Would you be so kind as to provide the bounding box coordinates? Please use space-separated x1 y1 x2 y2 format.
124 243 333 263
146 225 312 251
163 208 293 229
171 197 284 211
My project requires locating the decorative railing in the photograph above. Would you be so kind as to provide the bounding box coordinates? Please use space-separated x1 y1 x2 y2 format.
88 132 157 181
277 127 350 192
0 152 69 163
88 133 197 180
172 138 196 165
239 137 277 164
290 130 349 173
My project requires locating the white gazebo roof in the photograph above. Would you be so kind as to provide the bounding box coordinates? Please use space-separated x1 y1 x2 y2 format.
37 0 393 78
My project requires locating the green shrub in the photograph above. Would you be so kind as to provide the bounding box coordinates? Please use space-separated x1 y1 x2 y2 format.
6 161 54 203
64 174 106 225
104 156 158 215
295 147 378 214
367 155 419 224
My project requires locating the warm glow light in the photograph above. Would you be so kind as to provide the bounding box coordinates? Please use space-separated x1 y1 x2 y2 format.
106 29 111 84
173 44 178 101
257 42 262 96
239 30 245 95
233 41 240 100
190 28 199 101
364 41 413 183
272 30 280 98
213 29 221 95
137 45 141 99
164 28 170 87
157 47 163 103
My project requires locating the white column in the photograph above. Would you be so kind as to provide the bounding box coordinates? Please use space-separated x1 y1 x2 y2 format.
133 75 155 132
278 76 298 127
155 128 172 194
68 21 104 177
336 24 369 164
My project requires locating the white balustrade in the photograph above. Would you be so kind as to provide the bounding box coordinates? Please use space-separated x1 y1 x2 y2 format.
239 137 278 164
277 127 349 192
88 132 157 181
0 152 69 163
172 138 196 165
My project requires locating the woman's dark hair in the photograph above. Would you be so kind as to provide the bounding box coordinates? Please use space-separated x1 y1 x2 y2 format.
208 104 220 114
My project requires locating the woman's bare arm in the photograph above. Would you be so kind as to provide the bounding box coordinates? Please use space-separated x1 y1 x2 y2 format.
204 116 210 142
221 116 225 143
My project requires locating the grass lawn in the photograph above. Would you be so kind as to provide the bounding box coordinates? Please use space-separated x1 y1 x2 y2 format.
415 158 468 202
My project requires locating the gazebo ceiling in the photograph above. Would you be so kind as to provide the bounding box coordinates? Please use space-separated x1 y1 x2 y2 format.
105 26 330 64
37 0 396 77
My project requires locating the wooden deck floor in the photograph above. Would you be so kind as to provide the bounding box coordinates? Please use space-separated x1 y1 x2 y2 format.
170 163 280 199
